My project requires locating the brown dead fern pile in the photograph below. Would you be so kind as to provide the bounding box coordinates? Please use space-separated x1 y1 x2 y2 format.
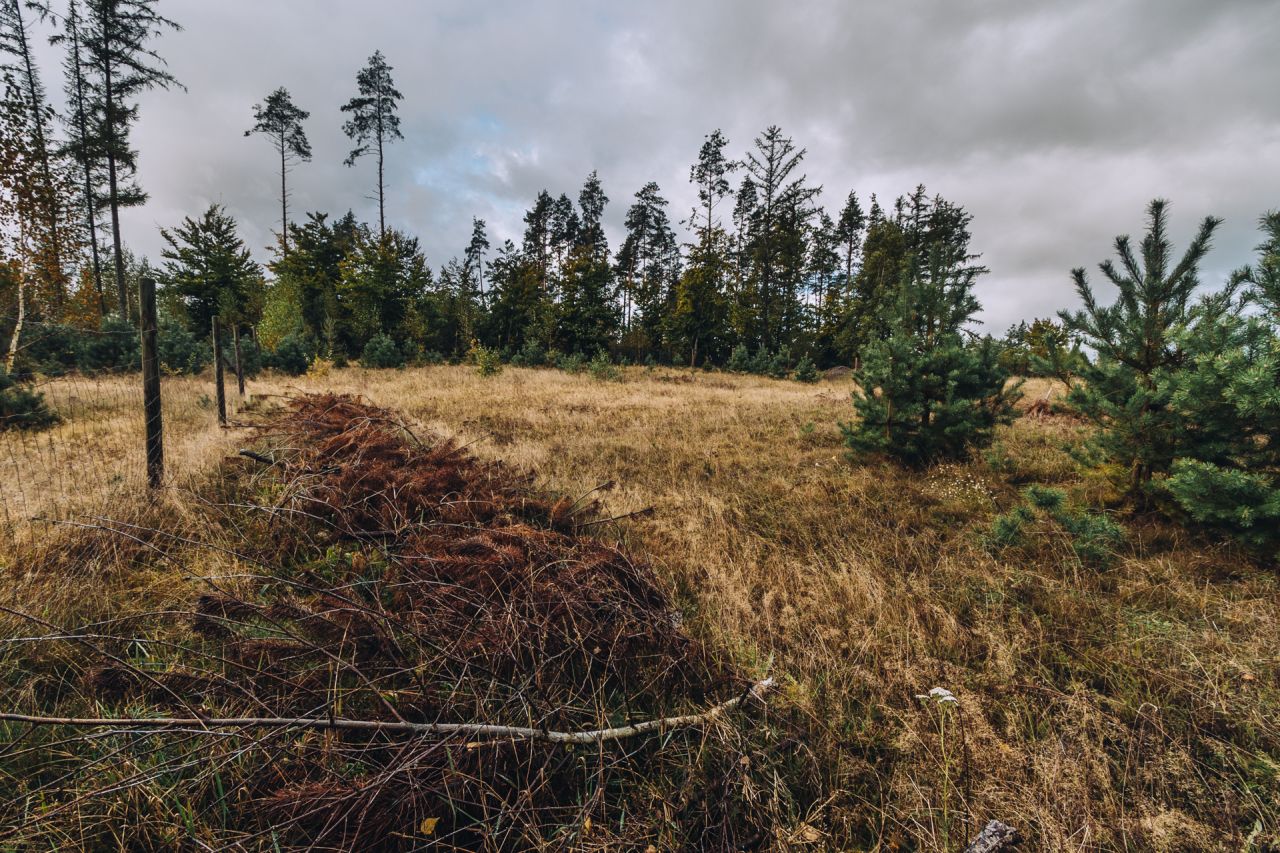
1 394 798 851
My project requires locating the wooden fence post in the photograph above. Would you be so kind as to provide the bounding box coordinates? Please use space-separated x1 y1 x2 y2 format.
139 277 163 488
233 326 245 398
212 318 227 426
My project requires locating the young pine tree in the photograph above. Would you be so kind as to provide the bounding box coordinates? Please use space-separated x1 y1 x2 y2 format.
1159 213 1280 554
1059 199 1226 500
843 192 1017 465
159 204 262 336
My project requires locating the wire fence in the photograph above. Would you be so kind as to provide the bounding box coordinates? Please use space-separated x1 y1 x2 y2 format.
0 370 241 556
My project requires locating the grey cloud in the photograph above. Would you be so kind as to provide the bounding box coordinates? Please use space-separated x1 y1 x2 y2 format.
31 0 1280 331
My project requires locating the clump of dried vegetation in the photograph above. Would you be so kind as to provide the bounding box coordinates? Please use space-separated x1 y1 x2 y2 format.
1 367 1277 850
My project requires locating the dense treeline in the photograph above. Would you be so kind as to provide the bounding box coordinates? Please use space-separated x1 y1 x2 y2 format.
0 0 1023 381
247 127 991 375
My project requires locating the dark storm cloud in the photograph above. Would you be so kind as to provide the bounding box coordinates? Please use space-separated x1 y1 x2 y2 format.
32 0 1280 330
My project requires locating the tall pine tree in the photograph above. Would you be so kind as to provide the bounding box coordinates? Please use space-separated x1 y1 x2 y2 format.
54 0 106 314
739 125 818 350
464 216 489 306
246 87 311 254
81 0 183 320
557 172 617 355
673 129 736 366
615 181 679 354
340 51 402 238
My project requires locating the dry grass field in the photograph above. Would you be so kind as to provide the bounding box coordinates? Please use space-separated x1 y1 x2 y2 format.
1 365 1277 850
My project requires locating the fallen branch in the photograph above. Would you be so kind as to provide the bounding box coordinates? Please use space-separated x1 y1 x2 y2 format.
0 678 775 745
237 448 277 466
575 506 656 528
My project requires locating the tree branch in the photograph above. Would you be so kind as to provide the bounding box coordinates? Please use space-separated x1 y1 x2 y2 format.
0 678 775 745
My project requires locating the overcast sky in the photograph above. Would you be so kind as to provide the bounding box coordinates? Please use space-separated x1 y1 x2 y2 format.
32 0 1280 331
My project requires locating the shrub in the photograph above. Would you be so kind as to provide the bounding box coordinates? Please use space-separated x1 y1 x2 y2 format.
588 351 620 382
360 333 405 369
748 347 772 375
158 320 212 375
74 316 139 373
556 352 587 374
472 344 503 377
766 348 791 379
726 344 751 373
511 340 547 368
793 355 819 383
986 485 1126 570
233 335 265 377
306 356 334 378
13 322 79 377
0 369 58 431
1165 459 1280 555
267 333 313 376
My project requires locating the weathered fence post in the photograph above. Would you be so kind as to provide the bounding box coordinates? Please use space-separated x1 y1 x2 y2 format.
212 318 227 426
139 277 163 488
233 325 246 398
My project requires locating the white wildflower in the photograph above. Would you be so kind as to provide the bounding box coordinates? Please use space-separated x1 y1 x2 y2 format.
916 686 958 706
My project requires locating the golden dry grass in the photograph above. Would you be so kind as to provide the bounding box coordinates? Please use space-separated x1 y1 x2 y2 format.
2 365 1277 850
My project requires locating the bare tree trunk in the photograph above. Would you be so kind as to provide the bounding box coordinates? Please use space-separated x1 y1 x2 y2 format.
5 273 24 374
279 139 288 253
377 132 385 238
103 59 128 321
66 2 104 313
84 166 104 315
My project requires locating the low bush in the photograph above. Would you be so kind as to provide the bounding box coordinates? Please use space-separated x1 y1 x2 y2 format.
556 352 587 374
0 369 59 431
510 340 547 367
793 355 819 383
158 320 212 375
766 348 791 379
588 351 619 382
360 333 405 369
74 317 140 373
471 343 503 377
266 333 314 376
986 484 1126 569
